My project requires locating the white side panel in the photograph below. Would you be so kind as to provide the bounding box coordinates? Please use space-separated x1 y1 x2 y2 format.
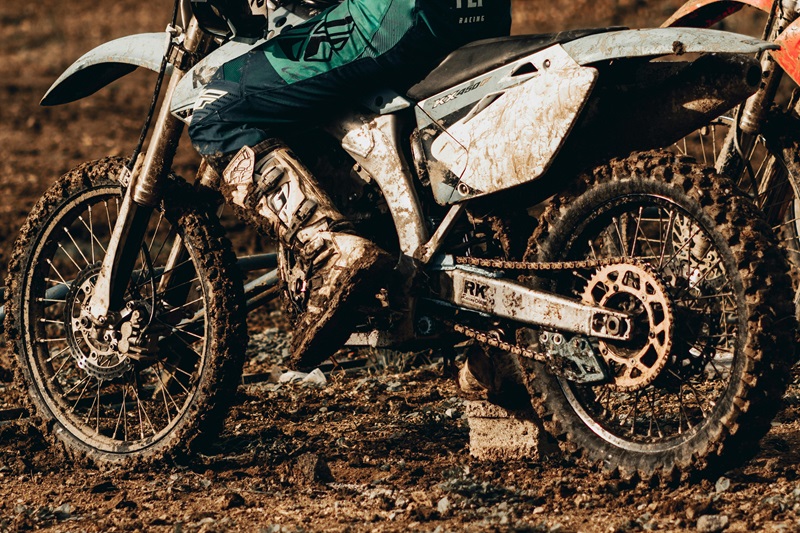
431 46 597 201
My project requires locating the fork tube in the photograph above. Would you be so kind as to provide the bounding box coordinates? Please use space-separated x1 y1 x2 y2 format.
86 19 209 320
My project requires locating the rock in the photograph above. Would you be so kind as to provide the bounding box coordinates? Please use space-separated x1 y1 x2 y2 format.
696 514 729 533
53 503 71 520
437 496 451 516
761 495 786 511
386 381 403 392
464 400 553 461
278 368 327 386
13 504 28 515
715 477 731 493
303 368 327 386
395 495 410 509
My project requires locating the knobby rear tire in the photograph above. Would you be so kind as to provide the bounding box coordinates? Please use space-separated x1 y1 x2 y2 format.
523 151 796 480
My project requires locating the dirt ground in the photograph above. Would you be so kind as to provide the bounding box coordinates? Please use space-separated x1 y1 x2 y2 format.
2 0 800 532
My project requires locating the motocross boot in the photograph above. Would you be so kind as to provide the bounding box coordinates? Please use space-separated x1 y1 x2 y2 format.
219 140 393 369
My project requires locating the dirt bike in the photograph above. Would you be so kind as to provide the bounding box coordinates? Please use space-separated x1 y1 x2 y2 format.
0 0 795 478
665 0 800 313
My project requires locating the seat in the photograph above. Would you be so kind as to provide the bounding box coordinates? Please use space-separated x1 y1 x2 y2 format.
406 28 621 101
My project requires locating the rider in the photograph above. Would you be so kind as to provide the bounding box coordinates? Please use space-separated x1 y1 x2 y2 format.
188 0 513 369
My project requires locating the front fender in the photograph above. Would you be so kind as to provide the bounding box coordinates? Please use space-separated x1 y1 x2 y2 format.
41 33 171 106
773 19 800 85
562 27 775 66
662 0 773 28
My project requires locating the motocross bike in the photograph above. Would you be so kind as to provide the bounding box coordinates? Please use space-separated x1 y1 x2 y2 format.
665 0 800 313
1 0 795 478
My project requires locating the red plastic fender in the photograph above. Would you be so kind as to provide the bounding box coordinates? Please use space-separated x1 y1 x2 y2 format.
774 19 800 85
662 0 773 28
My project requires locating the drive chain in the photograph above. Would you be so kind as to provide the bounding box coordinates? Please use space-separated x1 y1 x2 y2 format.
452 323 548 363
453 255 632 271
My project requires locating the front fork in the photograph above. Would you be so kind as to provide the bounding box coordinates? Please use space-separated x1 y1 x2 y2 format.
85 19 210 323
716 0 798 178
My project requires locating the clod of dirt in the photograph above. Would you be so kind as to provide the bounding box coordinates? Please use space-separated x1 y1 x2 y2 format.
289 453 333 486
220 492 246 509
696 514 730 533
686 496 714 521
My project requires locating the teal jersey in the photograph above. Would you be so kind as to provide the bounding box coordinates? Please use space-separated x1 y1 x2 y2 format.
265 0 512 84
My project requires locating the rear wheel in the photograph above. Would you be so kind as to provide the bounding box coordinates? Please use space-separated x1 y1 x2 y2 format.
5 158 246 465
524 151 795 478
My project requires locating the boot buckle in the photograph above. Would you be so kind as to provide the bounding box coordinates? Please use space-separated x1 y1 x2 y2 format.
284 198 318 242
246 164 285 210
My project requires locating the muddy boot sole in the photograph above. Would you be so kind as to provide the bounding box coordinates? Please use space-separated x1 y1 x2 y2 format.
289 249 394 370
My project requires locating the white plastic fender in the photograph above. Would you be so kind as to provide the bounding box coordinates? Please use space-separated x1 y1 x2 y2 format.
40 6 314 108
562 27 776 66
41 33 171 106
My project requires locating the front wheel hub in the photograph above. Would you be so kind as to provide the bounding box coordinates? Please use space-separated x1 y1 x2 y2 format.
66 266 131 380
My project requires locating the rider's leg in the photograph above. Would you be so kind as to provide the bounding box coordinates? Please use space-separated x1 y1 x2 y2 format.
219 139 394 369
186 0 511 368
187 2 438 369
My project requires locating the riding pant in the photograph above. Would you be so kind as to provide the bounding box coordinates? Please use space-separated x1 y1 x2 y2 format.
188 0 512 158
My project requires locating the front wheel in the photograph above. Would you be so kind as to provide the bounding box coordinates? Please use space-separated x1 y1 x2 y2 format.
5 158 247 465
524 151 796 478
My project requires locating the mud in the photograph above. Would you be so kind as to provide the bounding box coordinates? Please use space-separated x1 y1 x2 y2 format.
3 1 800 532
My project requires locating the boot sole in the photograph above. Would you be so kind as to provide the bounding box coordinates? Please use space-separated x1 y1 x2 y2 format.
289 249 394 370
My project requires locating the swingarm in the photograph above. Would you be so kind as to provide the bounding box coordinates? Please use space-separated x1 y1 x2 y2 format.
432 257 632 341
